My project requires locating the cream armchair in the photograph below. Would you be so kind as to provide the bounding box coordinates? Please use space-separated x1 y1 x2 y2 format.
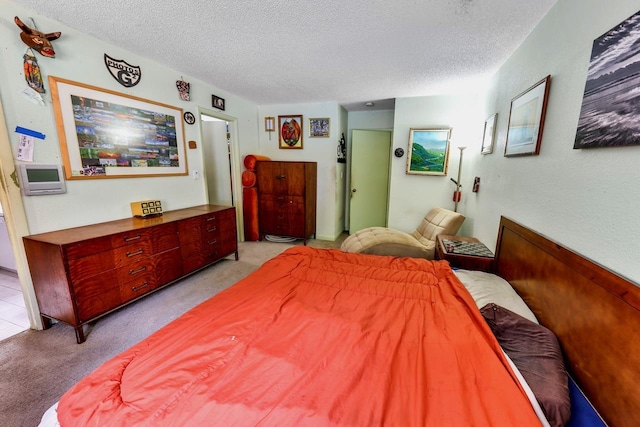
340 207 465 259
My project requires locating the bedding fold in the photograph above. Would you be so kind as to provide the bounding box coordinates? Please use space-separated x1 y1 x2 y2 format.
58 247 542 426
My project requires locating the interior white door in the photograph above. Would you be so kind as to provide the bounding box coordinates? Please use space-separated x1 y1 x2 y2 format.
348 130 391 234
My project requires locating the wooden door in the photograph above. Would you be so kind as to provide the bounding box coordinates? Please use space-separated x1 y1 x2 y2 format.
348 130 391 234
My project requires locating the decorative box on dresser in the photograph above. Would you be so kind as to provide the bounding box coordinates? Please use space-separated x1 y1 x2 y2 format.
23 205 237 343
256 161 317 244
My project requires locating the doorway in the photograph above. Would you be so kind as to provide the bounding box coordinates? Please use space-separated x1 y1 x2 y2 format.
199 109 244 241
348 130 392 234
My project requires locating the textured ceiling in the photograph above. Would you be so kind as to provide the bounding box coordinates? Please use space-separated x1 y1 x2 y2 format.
16 0 558 111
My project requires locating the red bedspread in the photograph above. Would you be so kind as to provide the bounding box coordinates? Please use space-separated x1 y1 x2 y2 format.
58 247 541 426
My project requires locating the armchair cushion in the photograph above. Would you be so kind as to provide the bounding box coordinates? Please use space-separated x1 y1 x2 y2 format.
340 207 465 260
340 227 433 259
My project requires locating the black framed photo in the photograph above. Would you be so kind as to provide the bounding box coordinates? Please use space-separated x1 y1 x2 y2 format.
212 95 225 111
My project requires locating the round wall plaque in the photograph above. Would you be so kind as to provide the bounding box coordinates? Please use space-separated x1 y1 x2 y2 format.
184 111 195 125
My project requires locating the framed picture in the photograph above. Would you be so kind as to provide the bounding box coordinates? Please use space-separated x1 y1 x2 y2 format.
49 76 187 179
575 10 640 148
504 75 551 157
406 128 451 176
212 94 225 110
309 118 330 137
264 117 275 132
278 115 303 149
481 113 497 154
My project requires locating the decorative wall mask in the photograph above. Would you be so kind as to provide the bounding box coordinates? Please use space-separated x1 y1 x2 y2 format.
14 16 61 58
23 50 45 93
176 78 190 101
104 53 141 87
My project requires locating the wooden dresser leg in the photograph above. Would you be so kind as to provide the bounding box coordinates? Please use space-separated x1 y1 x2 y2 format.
234 250 239 261
41 316 53 330
75 325 86 344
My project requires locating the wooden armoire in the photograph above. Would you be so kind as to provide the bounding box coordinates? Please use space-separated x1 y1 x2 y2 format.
256 161 317 244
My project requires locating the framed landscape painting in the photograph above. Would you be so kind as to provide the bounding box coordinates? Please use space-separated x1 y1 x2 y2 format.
504 75 551 157
49 76 187 179
406 128 451 176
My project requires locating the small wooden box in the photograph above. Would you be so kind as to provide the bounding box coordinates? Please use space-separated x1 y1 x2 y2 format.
130 200 163 217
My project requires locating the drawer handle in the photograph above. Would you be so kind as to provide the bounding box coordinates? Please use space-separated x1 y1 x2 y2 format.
208 239 218 245
126 248 144 257
124 234 142 242
206 216 217 221
131 282 149 292
207 226 217 232
277 196 285 200
277 215 285 220
276 175 286 179
129 266 147 275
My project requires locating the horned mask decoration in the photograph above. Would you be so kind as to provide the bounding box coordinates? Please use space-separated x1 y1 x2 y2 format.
14 16 61 58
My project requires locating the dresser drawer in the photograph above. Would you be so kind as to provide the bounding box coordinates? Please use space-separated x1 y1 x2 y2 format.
68 224 179 282
74 248 182 321
77 272 155 321
64 228 153 260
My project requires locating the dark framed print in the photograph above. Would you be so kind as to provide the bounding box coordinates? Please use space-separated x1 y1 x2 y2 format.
504 75 551 157
49 75 187 179
481 113 497 154
212 94 225 110
278 115 303 149
575 10 640 148
406 128 451 175
309 118 330 137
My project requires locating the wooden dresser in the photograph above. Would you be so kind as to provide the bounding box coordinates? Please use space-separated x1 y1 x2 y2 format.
23 205 237 343
256 161 317 244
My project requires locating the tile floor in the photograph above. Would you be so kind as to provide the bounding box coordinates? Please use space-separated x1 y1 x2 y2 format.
0 270 29 341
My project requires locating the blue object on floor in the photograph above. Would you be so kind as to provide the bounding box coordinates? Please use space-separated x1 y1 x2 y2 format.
566 376 606 427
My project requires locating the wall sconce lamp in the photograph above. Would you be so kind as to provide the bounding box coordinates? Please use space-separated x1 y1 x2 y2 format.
451 146 466 212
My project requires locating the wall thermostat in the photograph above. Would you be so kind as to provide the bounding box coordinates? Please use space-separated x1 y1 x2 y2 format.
394 148 405 158
18 164 66 196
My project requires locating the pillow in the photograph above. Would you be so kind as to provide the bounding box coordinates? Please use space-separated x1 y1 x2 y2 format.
480 303 571 427
454 269 538 324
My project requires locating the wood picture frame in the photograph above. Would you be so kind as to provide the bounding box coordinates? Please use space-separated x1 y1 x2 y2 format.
406 128 451 175
264 117 275 132
504 75 551 157
49 76 187 179
212 95 225 110
481 113 497 154
309 118 330 137
278 115 303 149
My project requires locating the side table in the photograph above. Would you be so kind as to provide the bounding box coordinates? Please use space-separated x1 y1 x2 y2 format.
435 235 494 272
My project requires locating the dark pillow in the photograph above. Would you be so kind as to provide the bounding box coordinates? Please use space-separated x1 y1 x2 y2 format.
480 303 571 427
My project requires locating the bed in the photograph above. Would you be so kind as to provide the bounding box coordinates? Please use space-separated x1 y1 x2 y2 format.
39 216 639 426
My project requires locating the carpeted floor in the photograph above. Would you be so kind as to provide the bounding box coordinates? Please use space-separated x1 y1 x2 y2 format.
0 236 344 427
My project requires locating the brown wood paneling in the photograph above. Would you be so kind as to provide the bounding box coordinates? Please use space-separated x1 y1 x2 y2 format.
495 216 640 427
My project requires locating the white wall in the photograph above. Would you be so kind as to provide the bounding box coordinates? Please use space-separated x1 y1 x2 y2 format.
384 0 640 286
0 1 259 234
257 102 343 240
388 94 483 236
447 0 640 285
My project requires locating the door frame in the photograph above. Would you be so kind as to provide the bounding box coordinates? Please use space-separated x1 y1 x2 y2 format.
0 99 42 329
198 107 244 242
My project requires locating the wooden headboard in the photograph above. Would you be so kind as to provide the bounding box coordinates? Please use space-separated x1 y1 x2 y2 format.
494 216 640 427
